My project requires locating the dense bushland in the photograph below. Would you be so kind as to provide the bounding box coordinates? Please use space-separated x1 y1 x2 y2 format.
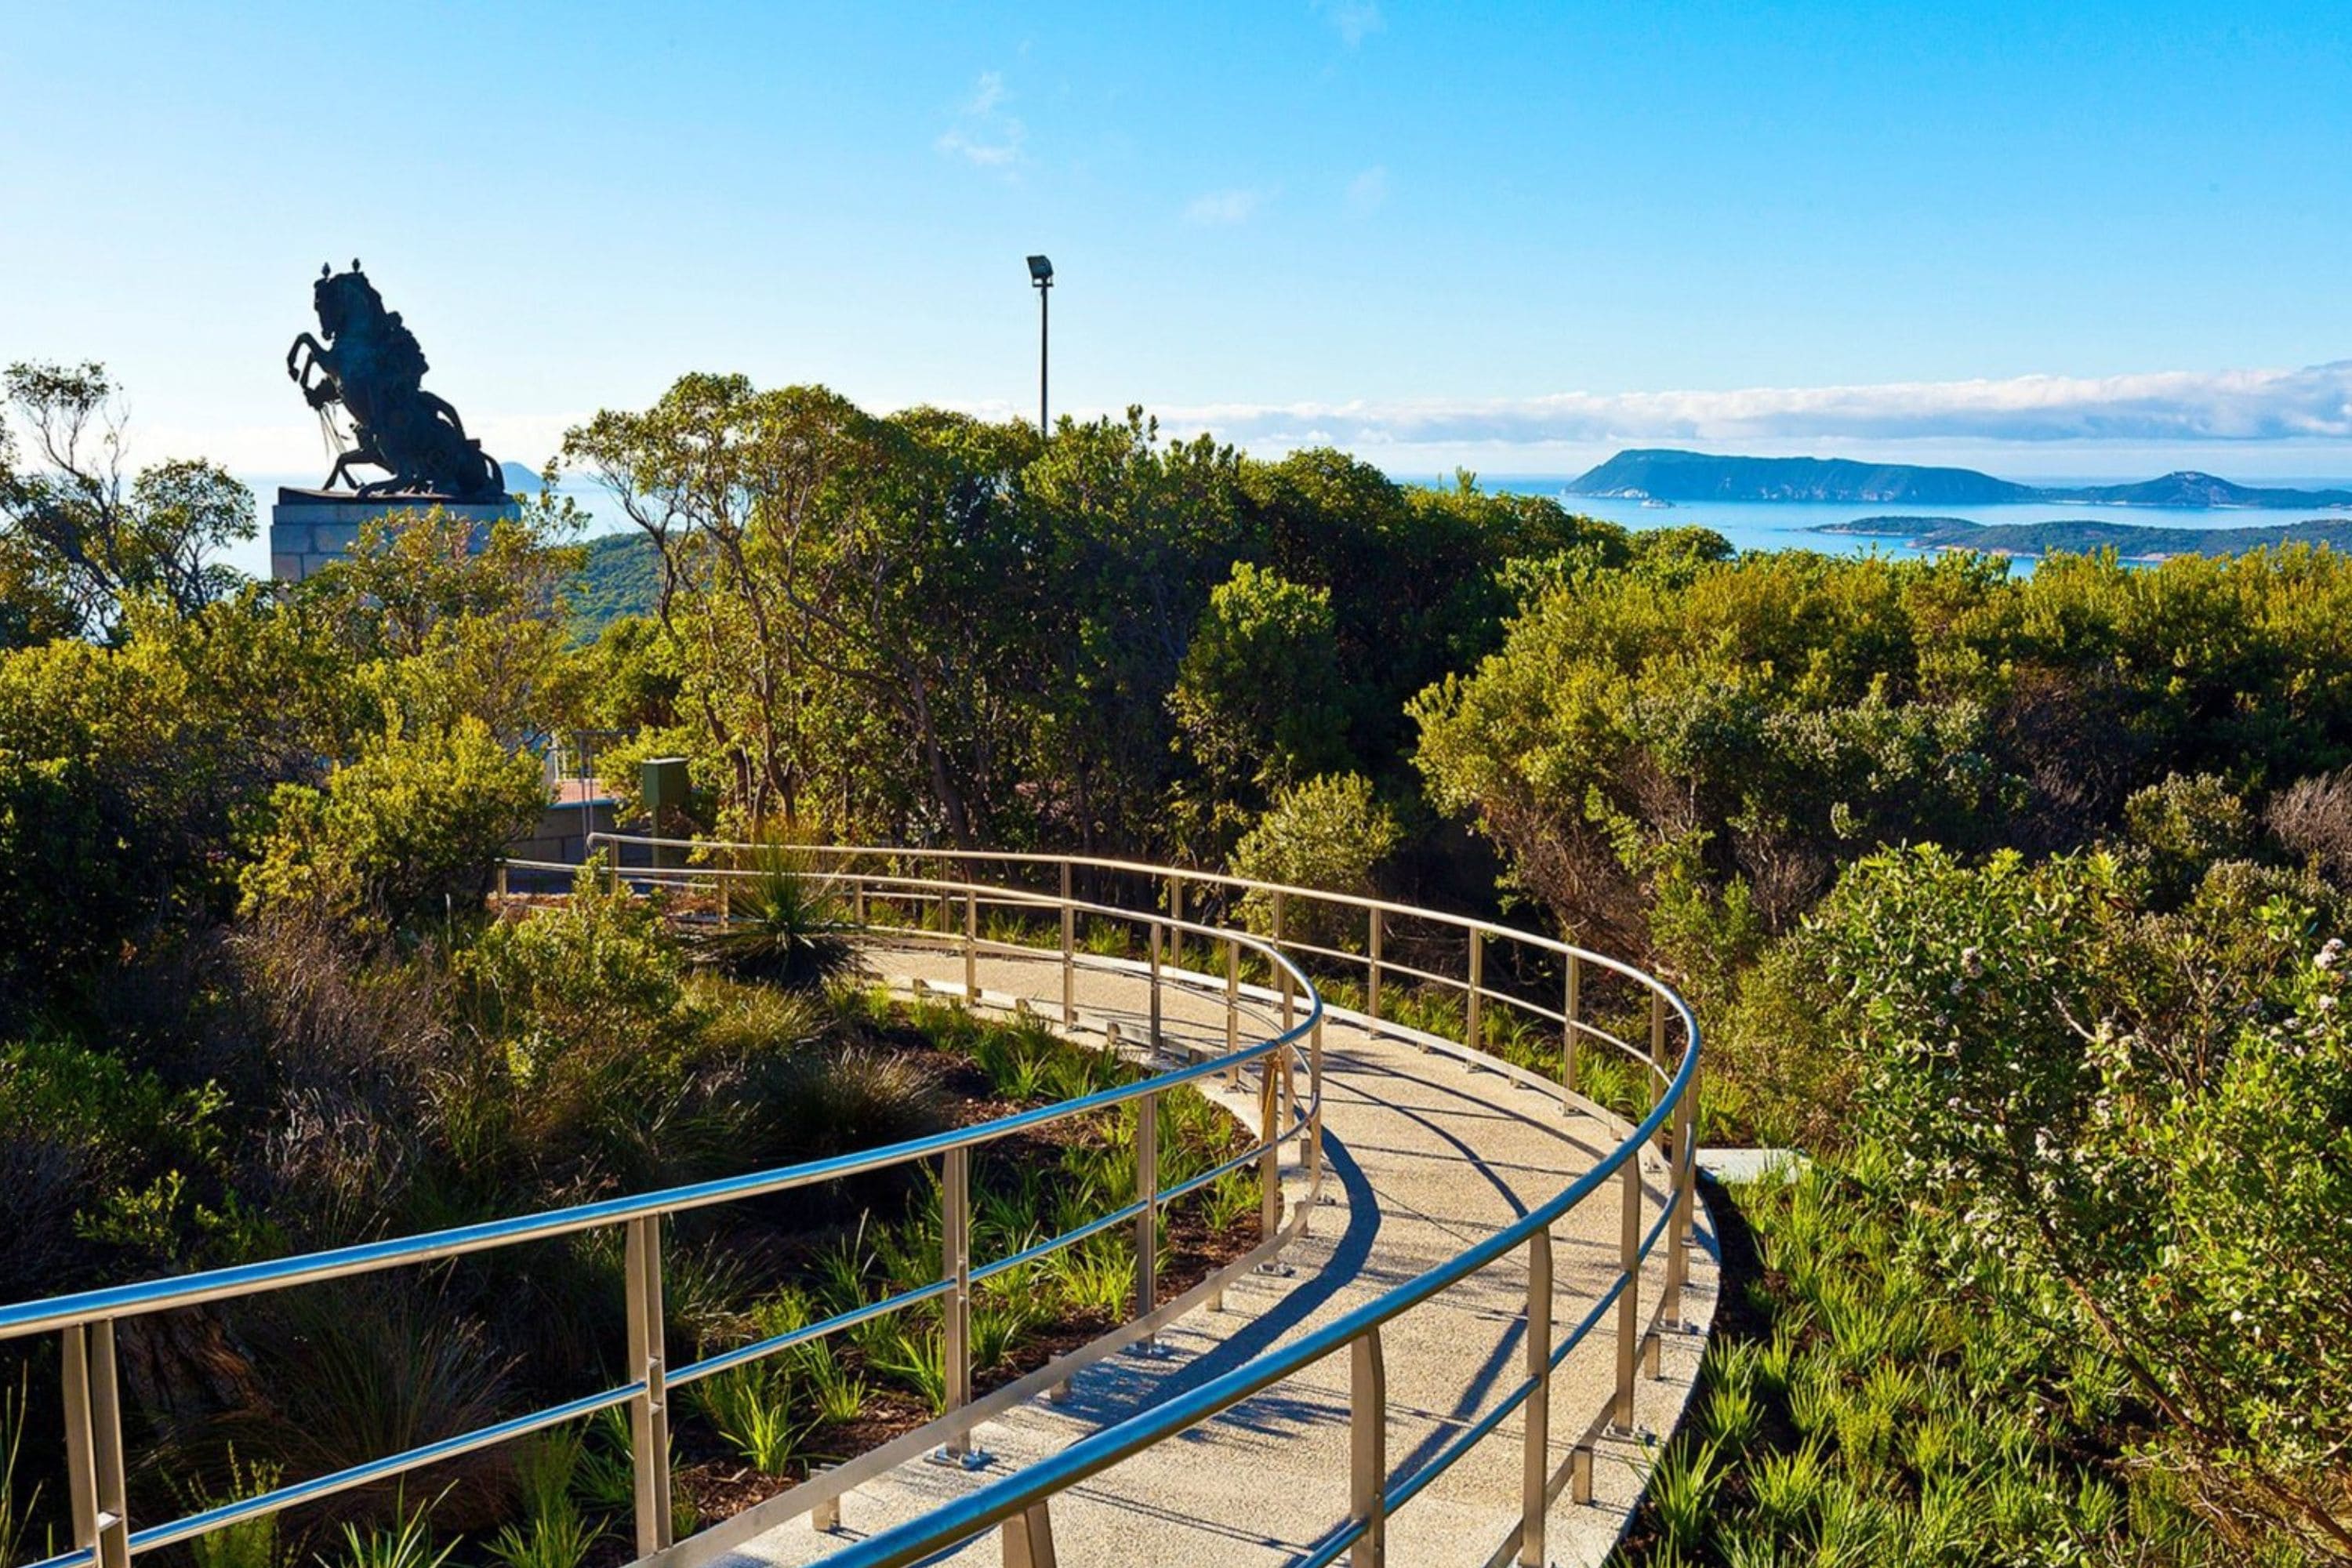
1619 829 2352 1564
10 361 2352 1559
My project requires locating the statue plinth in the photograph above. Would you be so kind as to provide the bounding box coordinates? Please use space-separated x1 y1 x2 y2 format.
269 486 521 583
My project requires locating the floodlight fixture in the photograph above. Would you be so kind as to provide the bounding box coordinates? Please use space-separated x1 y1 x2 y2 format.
1026 255 1054 435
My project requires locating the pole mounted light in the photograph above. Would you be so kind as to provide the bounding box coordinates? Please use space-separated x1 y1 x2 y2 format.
1026 254 1053 437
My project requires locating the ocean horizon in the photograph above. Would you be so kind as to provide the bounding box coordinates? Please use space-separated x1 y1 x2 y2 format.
219 466 2352 583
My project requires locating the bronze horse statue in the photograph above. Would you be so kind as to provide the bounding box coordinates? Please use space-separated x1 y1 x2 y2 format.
285 262 504 500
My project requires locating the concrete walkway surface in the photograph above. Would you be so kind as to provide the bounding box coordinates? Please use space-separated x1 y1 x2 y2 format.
720 942 1718 1568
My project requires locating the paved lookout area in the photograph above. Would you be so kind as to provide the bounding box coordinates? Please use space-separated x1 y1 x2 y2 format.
727 942 1717 1568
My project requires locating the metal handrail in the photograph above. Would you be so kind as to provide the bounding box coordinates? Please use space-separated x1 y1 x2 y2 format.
820 985 1698 1568
561 836 1704 1568
585 832 1671 984
14 840 1699 1568
5 862 1325 1568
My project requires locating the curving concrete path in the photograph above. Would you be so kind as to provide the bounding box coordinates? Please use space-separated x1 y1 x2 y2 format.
724 941 1718 1568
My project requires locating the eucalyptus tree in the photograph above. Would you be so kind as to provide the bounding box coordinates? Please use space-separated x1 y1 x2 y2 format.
566 376 1054 843
0 361 255 642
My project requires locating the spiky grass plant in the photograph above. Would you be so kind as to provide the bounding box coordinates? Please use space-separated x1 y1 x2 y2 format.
574 1409 637 1512
482 1428 597 1568
691 853 860 992
1644 1437 1723 1554
174 1446 285 1568
695 1363 804 1475
315 1493 458 1568
1048 1237 1134 1319
0 1369 50 1568
1744 1437 1831 1534
1700 1343 1764 1450
869 1326 948 1413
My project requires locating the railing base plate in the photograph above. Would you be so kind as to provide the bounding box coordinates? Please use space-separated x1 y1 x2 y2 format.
927 1444 993 1471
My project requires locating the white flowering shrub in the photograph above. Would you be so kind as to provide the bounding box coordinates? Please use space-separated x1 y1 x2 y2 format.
1803 844 2352 1553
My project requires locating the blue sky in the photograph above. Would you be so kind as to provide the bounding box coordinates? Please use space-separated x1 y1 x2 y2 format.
3 0 2350 485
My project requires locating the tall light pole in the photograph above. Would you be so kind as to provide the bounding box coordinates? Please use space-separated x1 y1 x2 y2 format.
1026 254 1053 437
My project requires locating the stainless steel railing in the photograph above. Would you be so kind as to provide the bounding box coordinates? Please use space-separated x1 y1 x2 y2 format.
1 862 1323 1568
7 838 1699 1568
561 835 1704 1568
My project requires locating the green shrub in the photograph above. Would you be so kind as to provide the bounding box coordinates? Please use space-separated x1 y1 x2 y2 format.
1230 772 1400 949
1805 845 2352 1543
238 716 544 933
0 1033 233 1294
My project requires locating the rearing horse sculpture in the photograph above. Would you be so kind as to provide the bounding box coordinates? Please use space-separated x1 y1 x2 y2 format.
285 261 505 501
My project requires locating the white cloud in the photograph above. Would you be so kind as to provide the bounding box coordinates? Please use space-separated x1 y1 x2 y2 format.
1313 0 1384 46
937 71 1025 169
1185 187 1269 226
1127 363 2352 451
1346 165 1388 214
155 364 2352 484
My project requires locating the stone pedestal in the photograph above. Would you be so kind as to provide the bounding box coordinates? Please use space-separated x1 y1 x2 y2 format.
269 487 521 583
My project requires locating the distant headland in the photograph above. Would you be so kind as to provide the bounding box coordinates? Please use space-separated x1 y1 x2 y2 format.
1566 448 2352 510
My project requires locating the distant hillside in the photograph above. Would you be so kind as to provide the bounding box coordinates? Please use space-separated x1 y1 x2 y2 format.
1820 514 2352 560
1567 448 2352 509
2061 470 2352 508
565 532 657 633
1570 449 2040 505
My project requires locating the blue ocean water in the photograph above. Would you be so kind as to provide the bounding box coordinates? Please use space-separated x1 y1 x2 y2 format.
1465 477 2352 564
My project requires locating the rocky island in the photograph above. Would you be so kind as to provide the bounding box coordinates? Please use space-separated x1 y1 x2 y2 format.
1569 448 2352 509
1819 513 2352 560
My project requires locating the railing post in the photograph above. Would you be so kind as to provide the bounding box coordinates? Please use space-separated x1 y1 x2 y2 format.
625 1215 674 1555
1650 990 1668 1145
1367 907 1383 1021
495 860 509 912
853 875 866 927
1520 1226 1554 1566
964 886 979 1007
1134 1091 1160 1349
717 854 731 924
1149 923 1163 1052
1274 892 1294 1030
1059 861 1076 1026
1167 875 1183 974
1564 955 1582 1097
63 1326 95 1557
942 1144 977 1457
62 1322 129 1568
1258 1047 1282 1236
1467 928 1485 1052
1663 1032 1698 1330
1001 1500 1060 1568
1348 1329 1388 1567
1225 935 1241 1078
1612 1157 1641 1432
1309 1013 1326 1192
